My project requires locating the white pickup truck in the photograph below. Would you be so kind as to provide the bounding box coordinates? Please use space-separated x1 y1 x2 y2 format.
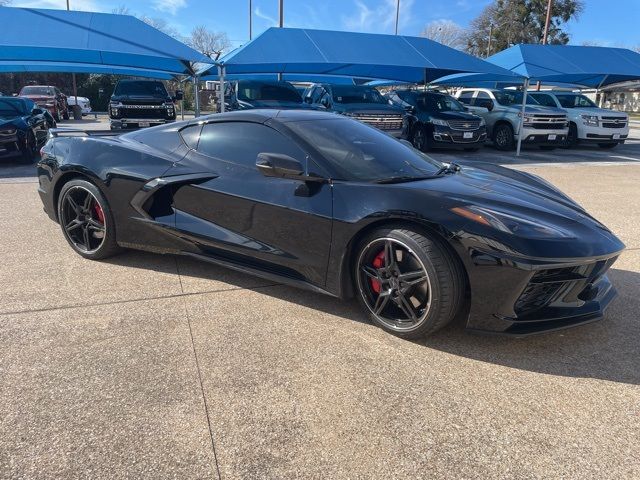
528 92 629 149
455 88 569 151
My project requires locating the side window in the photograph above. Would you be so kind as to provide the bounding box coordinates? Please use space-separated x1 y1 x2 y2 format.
197 122 305 168
457 91 474 104
180 124 203 149
311 87 324 103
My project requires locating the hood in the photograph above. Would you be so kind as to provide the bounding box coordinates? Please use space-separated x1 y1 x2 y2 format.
0 116 27 130
506 105 565 115
389 162 623 259
334 103 403 114
21 95 54 102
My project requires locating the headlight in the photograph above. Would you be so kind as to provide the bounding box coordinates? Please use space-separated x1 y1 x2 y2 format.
451 205 575 239
431 118 448 127
0 127 17 135
478 117 485 126
581 114 599 126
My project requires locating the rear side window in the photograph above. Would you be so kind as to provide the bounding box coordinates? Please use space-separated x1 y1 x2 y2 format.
180 124 203 149
197 122 305 168
457 91 474 104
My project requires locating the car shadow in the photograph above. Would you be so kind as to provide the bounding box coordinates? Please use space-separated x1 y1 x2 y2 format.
104 251 639 386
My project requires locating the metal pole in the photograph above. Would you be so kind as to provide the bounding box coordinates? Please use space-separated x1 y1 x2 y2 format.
218 66 225 113
516 78 530 157
193 76 200 117
180 79 185 120
67 0 78 118
249 0 252 40
394 0 400 35
277 0 283 81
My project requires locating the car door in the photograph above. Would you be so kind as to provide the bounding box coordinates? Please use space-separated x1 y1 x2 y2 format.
171 120 334 287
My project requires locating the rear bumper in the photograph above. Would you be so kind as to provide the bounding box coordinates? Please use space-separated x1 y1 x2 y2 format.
459 246 622 336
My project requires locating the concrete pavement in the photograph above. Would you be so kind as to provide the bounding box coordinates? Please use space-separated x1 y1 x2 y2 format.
0 124 639 478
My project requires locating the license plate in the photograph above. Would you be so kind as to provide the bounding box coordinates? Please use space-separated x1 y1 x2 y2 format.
463 132 473 139
548 134 557 140
138 122 150 127
613 134 620 140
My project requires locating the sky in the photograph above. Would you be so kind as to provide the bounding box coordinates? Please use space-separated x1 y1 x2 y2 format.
5 0 640 50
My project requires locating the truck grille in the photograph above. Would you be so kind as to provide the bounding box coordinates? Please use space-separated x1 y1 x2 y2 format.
120 105 171 119
447 119 481 131
529 114 567 130
601 116 627 129
351 113 403 131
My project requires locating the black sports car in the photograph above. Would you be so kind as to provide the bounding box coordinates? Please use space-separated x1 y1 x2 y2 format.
37 110 624 338
1 96 51 162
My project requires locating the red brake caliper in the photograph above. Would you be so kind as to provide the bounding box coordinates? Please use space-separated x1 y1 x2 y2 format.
94 203 105 224
370 250 385 294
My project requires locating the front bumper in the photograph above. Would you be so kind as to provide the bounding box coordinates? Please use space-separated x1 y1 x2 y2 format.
110 118 175 129
432 125 487 148
459 246 621 336
518 127 568 146
0 135 22 158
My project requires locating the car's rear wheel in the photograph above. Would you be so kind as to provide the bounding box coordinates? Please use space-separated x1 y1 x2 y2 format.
57 179 121 260
412 125 431 152
493 123 514 151
354 226 464 339
20 131 37 163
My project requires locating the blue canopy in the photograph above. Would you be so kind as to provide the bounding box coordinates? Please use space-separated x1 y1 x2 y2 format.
200 27 521 84
438 45 640 88
0 7 212 77
0 60 174 79
201 73 360 85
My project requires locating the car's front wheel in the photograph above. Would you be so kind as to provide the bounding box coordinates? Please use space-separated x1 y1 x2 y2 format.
20 131 37 163
57 179 121 260
411 125 431 152
493 123 514 151
354 226 464 339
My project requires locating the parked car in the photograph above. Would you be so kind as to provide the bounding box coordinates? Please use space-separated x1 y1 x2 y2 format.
67 95 92 116
303 84 405 137
528 91 629 149
0 96 51 163
18 85 69 122
109 79 181 130
455 88 569 151
38 110 624 339
230 80 314 110
387 89 487 151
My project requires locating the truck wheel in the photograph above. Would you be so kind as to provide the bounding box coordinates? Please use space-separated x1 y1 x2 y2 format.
493 123 514 151
566 123 578 147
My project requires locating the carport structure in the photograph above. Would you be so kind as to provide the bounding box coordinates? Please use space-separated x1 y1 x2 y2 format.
198 27 522 112
0 7 213 109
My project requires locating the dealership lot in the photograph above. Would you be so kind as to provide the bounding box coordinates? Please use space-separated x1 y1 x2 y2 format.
1 119 639 478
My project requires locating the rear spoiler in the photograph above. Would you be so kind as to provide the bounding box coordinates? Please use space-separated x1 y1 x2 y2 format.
48 128 121 139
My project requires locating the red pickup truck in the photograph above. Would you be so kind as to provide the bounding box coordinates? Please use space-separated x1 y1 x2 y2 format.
19 85 69 122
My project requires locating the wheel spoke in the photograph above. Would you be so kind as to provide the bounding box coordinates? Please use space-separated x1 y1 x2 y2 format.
66 196 80 213
384 241 397 269
399 269 428 289
87 218 105 231
82 225 91 250
82 192 93 212
396 293 418 322
361 265 380 280
65 219 81 233
373 289 391 314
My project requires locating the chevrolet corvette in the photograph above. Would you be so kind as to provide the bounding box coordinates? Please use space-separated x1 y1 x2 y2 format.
37 110 624 338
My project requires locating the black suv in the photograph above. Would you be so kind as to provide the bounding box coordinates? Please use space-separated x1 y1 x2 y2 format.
230 80 314 110
303 84 406 137
109 80 182 130
387 90 487 151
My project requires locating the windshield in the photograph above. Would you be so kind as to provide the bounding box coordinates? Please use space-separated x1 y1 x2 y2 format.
331 86 386 104
114 81 169 97
530 93 558 108
493 91 540 106
554 94 597 108
0 98 28 116
287 118 443 182
20 86 54 96
412 93 465 112
237 82 302 103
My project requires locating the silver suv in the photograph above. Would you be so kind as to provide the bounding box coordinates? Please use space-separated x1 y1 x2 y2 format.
455 88 569 150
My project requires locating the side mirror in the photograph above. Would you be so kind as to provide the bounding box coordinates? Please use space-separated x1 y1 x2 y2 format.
173 89 184 101
256 153 305 179
32 108 45 115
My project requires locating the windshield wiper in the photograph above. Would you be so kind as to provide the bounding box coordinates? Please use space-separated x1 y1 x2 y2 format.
374 175 436 184
435 162 461 176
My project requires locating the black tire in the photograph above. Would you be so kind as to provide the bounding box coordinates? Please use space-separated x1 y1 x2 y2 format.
566 123 578 147
598 143 618 149
62 107 70 120
20 131 37 164
53 109 61 122
493 123 514 151
354 225 465 339
539 146 556 151
411 124 431 152
57 179 121 260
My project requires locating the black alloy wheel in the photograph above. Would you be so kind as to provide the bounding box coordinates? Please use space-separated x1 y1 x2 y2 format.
493 123 514 151
57 179 120 260
21 131 37 163
412 125 430 152
355 227 464 339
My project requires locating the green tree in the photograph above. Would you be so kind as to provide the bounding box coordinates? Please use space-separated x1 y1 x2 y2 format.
466 0 584 57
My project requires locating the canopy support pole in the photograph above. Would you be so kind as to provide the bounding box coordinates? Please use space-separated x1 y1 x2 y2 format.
193 75 200 117
595 75 608 108
516 78 530 157
218 66 226 113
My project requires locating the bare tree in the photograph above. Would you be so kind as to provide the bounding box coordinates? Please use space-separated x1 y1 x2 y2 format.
0 0 12 5
188 25 232 60
111 5 131 15
421 20 467 50
139 15 183 40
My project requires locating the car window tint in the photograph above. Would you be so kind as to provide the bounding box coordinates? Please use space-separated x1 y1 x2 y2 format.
531 94 557 108
198 122 305 168
457 91 474 104
180 124 203 149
